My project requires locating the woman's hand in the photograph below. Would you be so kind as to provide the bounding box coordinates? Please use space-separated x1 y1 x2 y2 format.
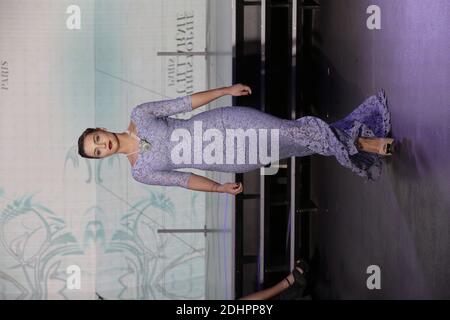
219 182 244 195
226 83 252 97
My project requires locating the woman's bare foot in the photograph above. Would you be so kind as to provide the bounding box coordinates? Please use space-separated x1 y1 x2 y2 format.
356 137 394 155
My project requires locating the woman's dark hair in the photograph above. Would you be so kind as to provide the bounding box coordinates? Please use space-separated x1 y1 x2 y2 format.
78 128 99 159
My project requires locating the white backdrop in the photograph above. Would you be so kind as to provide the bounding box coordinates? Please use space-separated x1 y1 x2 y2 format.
0 0 234 300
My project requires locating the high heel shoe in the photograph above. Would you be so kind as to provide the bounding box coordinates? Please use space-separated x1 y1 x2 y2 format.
360 137 395 155
294 259 310 274
280 259 310 300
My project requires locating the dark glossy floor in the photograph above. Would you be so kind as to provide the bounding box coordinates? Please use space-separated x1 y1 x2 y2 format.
308 0 450 299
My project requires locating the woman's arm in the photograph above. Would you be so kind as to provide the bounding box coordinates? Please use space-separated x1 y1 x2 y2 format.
191 83 252 110
132 84 252 118
191 87 229 110
187 173 243 195
133 95 192 118
131 167 242 194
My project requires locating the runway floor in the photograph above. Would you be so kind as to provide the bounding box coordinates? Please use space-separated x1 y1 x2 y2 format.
308 0 450 299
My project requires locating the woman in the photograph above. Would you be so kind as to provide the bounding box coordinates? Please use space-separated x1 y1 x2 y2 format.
78 84 394 195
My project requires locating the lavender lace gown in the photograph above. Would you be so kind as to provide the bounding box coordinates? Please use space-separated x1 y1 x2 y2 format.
130 90 391 188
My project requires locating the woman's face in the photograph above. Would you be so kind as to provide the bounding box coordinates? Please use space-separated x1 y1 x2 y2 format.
85 128 117 158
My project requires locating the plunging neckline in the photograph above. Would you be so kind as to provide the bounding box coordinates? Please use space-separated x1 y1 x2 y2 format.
127 121 141 168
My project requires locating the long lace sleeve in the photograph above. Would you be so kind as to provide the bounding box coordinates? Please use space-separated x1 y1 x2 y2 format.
132 168 192 188
132 95 192 119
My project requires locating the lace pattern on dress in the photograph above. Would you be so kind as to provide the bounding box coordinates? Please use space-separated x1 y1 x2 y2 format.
130 95 193 188
282 89 392 182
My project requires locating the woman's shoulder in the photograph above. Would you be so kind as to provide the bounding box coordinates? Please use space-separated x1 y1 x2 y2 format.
128 118 136 137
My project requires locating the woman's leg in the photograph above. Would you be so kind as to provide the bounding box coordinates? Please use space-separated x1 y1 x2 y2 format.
238 279 289 300
238 267 303 300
